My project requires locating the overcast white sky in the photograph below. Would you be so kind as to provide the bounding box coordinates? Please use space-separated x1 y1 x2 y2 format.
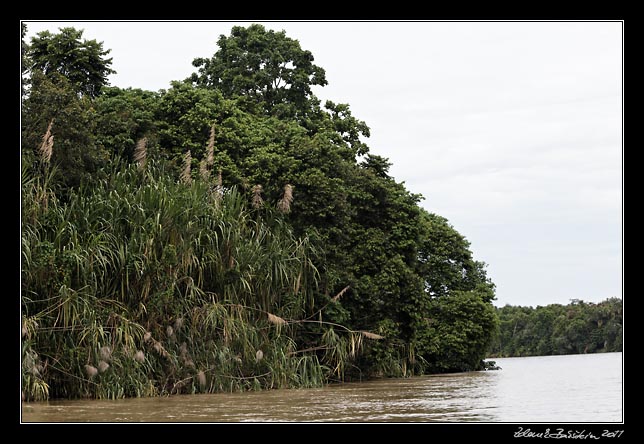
23 21 623 308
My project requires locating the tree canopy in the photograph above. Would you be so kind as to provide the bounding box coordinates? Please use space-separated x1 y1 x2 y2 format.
28 27 115 98
190 24 328 124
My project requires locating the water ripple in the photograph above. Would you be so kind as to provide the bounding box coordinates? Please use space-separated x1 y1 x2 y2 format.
21 352 622 423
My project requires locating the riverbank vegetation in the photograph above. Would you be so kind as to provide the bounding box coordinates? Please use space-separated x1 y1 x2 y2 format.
21 23 498 401
489 298 622 357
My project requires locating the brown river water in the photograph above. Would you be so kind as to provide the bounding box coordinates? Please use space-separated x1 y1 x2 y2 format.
21 352 622 423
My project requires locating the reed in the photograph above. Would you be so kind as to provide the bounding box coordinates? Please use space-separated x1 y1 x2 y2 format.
361 331 384 340
277 184 293 213
267 312 287 326
251 184 264 209
99 345 112 362
197 370 207 388
200 123 216 180
134 137 147 170
180 150 192 185
85 364 98 378
97 360 110 373
332 285 350 302
134 350 145 363
21 155 370 400
38 119 54 165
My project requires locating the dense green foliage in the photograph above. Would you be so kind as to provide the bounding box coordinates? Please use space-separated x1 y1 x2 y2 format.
490 298 623 357
22 70 109 191
22 24 500 401
190 24 327 124
22 158 337 399
28 27 115 98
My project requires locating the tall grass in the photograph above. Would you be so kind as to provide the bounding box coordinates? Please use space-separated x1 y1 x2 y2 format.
21 152 374 400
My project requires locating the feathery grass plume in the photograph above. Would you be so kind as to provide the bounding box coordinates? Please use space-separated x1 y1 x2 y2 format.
134 137 147 170
85 364 98 378
197 370 206 388
199 159 209 181
174 317 184 331
180 150 192 185
294 272 302 295
277 184 294 213
38 119 54 164
267 312 287 326
251 184 264 209
23 351 35 371
200 123 216 180
143 331 152 343
152 340 164 354
207 123 215 165
152 340 170 358
97 360 110 373
332 285 350 302
255 349 264 362
25 351 43 376
351 336 361 359
99 345 112 362
216 169 223 189
166 325 174 337
214 169 224 201
361 331 384 340
134 350 145 363
22 317 38 340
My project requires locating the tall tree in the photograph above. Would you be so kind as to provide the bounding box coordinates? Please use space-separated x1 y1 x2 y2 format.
23 26 114 191
190 24 328 123
410 210 498 371
28 27 115 98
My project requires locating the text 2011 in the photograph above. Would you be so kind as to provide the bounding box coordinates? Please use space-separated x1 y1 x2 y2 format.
602 430 624 439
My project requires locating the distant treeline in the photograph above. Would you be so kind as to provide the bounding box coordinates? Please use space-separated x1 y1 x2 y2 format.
489 298 622 357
